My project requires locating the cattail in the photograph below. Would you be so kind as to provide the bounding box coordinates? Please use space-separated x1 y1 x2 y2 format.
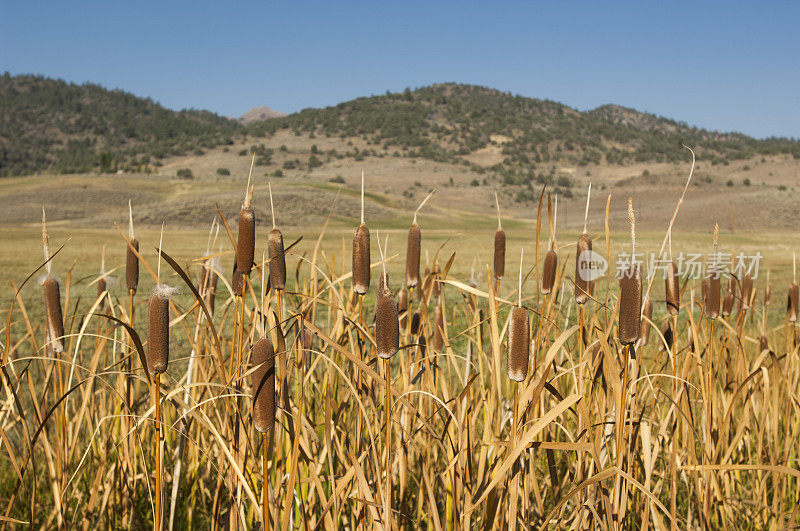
126 200 139 294
575 234 592 304
665 261 680 315
722 288 734 318
788 281 799 323
353 172 370 294
759 335 769 353
706 276 721 320
237 207 255 276
542 250 557 295
433 301 444 351
352 223 370 294
619 265 642 345
431 261 441 299
493 191 505 280
507 307 530 382
741 273 753 311
147 285 171 375
619 199 641 346
638 297 653 346
251 336 276 433
43 277 65 353
207 266 219 314
406 222 421 288
375 271 399 359
232 261 244 297
268 228 286 291
410 312 420 335
658 320 673 353
397 288 408 329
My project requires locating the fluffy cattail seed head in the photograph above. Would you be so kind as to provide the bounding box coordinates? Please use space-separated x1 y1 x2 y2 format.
788 281 799 322
618 264 641 345
375 272 400 359
126 239 139 294
542 250 557 295
406 222 421 288
42 277 65 353
638 297 653 346
493 228 506 280
268 228 287 291
665 261 680 315
507 306 530 382
575 234 592 304
722 288 734 317
352 223 370 295
147 286 172 375
251 337 276 433
237 207 255 276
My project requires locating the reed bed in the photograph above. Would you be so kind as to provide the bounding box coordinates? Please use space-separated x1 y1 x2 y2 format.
2 160 800 529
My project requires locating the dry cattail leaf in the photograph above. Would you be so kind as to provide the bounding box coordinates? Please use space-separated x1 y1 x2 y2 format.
701 278 708 304
42 277 65 353
352 223 370 295
618 264 641 345
507 306 530 382
575 234 592 304
237 207 255 276
375 272 400 359
665 261 680 315
687 326 695 352
788 281 799 322
147 286 172 375
638 297 653 346
494 228 506 280
268 228 287 291
542 249 557 295
406 222 421 288
706 275 721 320
126 239 139 294
207 267 219 314
741 273 753 311
433 301 444 352
251 336 276 433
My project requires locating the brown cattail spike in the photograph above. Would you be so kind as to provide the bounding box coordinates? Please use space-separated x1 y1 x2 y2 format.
397 288 408 329
575 233 592 304
406 223 421 288
507 306 530 381
43 277 65 353
251 337 276 433
126 239 140 294
352 223 370 295
375 236 400 359
722 286 734 318
638 296 653 346
542 249 557 294
237 207 256 276
658 320 673 353
231 261 244 297
788 281 799 322
619 264 642 345
268 228 287 291
147 285 172 375
706 275 721 320
665 261 680 315
493 192 505 280
741 273 753 311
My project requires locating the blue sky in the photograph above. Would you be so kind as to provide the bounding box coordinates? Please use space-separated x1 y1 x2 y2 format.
2 1 798 138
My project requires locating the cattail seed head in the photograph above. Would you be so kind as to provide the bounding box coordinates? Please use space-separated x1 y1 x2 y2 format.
352 223 370 295
251 337 276 433
410 312 420 335
42 277 65 353
268 228 287 291
759 335 769 353
507 306 530 382
741 273 753 311
231 261 244 297
406 222 421 288
493 228 506 280
375 272 400 359
721 288 734 317
658 320 673 353
97 277 107 301
237 207 255 276
618 264 641 345
665 261 680 315
126 239 139 294
788 281 799 322
638 297 653 347
542 249 557 295
397 288 408 329
706 275 721 320
575 234 592 304
147 286 172 375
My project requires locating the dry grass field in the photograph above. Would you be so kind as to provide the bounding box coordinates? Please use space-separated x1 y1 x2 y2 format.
1 152 800 529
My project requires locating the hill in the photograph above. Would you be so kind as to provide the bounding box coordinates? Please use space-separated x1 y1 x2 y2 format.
0 73 241 176
238 105 286 125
